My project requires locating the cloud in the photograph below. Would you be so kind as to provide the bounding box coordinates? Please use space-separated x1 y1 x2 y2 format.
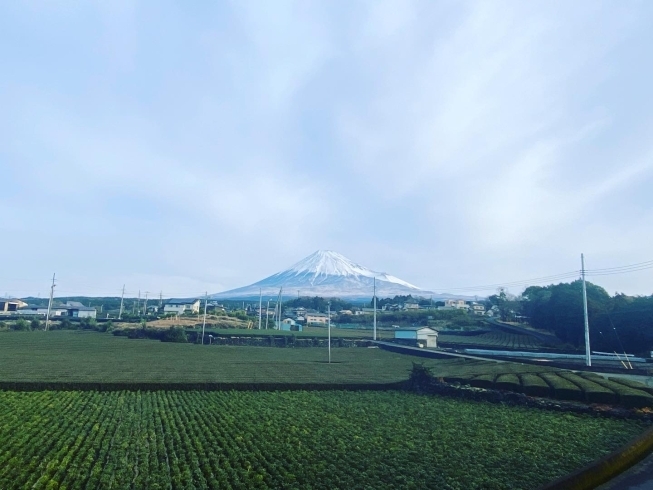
1 0 653 297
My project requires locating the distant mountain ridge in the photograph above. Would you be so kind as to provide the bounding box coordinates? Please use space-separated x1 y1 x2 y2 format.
211 250 471 300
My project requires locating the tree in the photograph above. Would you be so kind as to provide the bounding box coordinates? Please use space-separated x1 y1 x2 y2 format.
30 318 41 330
81 317 99 330
521 280 614 347
12 318 30 331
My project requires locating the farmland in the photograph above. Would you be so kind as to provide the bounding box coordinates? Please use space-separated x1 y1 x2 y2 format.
438 331 546 350
1 332 652 409
0 390 647 489
0 331 435 386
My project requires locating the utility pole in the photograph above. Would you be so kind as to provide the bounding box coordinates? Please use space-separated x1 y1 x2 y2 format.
159 291 163 309
137 290 141 316
258 289 262 330
373 277 377 341
143 291 150 316
202 291 208 345
45 273 56 331
328 301 331 363
581 253 591 367
118 285 125 320
265 300 270 329
279 287 283 326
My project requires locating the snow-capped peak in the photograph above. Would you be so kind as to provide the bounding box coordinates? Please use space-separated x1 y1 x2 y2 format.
287 250 419 289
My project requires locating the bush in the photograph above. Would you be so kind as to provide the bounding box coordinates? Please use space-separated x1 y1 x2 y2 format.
80 317 99 330
494 373 521 392
520 374 551 397
58 318 73 330
582 375 653 408
539 373 583 401
162 327 187 343
12 318 30 331
30 319 42 330
443 375 472 385
557 372 618 404
607 377 653 396
470 374 495 389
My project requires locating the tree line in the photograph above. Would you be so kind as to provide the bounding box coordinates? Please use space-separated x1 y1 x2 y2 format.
502 281 653 355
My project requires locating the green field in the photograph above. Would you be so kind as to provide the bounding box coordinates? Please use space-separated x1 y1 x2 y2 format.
438 331 545 350
0 331 430 385
0 390 646 490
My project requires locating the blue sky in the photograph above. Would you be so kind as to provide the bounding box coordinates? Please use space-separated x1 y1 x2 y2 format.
1 0 652 299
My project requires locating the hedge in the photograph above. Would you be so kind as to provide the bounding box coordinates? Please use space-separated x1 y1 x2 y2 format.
607 377 653 396
495 373 522 392
442 375 472 385
469 374 496 389
578 374 653 409
520 374 552 397
540 373 584 401
557 372 618 404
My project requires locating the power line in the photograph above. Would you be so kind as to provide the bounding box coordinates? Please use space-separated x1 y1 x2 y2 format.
586 264 653 277
431 271 581 293
586 259 653 273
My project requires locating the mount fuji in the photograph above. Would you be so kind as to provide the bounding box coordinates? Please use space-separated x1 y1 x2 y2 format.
211 250 445 300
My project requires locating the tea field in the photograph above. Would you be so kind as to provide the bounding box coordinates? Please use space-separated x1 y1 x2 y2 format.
0 390 647 490
438 331 545 350
0 331 434 386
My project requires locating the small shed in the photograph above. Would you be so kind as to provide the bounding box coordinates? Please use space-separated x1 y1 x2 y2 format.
394 327 438 348
277 318 303 332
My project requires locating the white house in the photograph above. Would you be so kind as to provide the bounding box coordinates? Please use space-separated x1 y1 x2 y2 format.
470 303 485 316
443 299 468 309
164 298 201 315
394 327 438 348
403 302 420 310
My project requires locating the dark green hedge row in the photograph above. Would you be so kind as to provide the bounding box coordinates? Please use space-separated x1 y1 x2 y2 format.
441 371 653 408
0 381 406 392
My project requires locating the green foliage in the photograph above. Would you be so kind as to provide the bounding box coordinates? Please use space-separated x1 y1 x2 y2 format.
58 317 72 330
227 311 248 321
438 331 545 350
557 372 618 404
12 318 30 331
285 296 354 312
488 290 518 321
495 373 521 392
30 318 42 330
520 281 653 353
80 317 98 330
470 373 496 388
0 390 646 489
520 374 552 397
539 373 584 401
411 359 653 408
579 374 653 408
162 327 187 343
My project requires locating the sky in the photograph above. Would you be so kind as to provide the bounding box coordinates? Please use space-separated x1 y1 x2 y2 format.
1 0 653 299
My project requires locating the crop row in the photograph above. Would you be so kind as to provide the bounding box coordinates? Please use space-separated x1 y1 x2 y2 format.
443 371 653 408
0 390 647 489
438 331 543 350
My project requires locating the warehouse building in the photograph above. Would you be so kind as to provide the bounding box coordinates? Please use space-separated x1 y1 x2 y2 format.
394 327 438 348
